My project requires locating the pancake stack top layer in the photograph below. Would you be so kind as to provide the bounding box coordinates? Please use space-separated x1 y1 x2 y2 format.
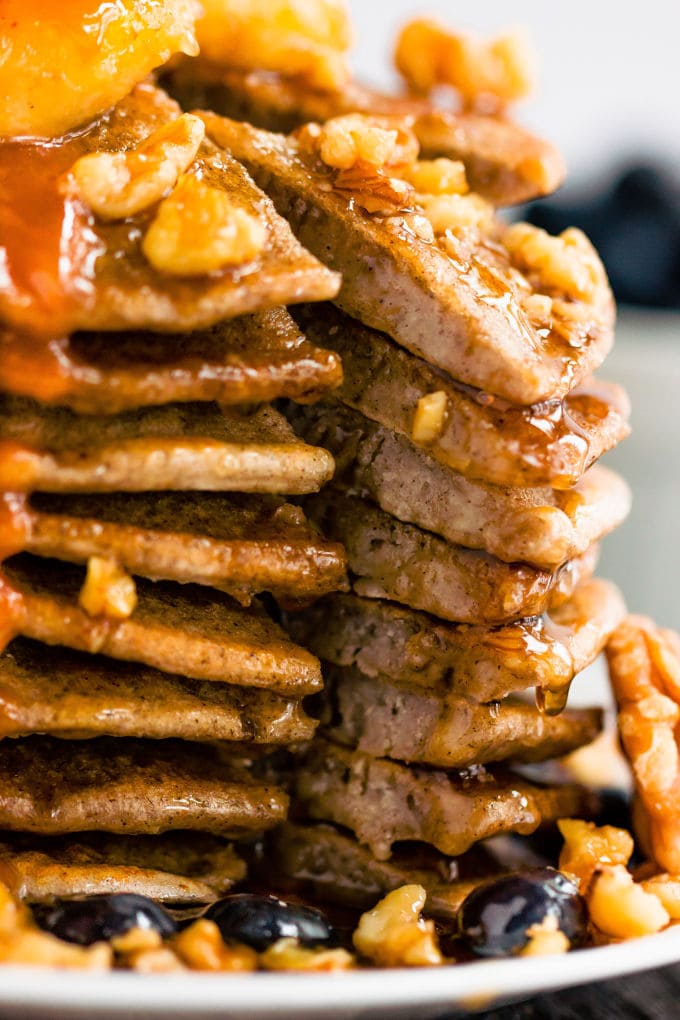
0 5 356 905
169 3 632 897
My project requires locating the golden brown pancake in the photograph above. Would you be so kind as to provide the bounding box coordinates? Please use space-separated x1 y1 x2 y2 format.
22 492 348 605
168 66 565 205
0 637 317 744
0 833 245 904
267 822 495 919
294 739 595 859
0 737 288 837
0 398 334 495
304 490 598 624
284 581 626 704
0 307 342 415
292 303 631 491
5 556 322 695
288 400 630 569
0 83 339 337
201 114 614 406
320 665 602 768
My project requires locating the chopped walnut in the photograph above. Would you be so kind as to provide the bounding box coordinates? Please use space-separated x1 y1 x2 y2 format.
260 938 354 972
606 617 680 874
640 875 680 919
519 915 570 957
353 885 443 967
395 18 536 109
79 556 138 620
131 948 186 973
558 819 634 891
522 293 553 328
503 223 606 303
72 114 205 221
314 115 419 171
334 164 415 215
0 929 112 969
403 158 468 196
587 865 669 939
173 919 258 972
142 173 266 276
412 391 448 445
111 928 163 956
418 193 494 235
196 0 352 91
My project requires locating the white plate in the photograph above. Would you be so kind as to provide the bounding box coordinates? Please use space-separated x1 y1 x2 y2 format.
1 926 679 1020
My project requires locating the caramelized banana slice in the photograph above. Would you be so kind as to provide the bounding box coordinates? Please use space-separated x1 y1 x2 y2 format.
606 617 680 873
0 0 199 138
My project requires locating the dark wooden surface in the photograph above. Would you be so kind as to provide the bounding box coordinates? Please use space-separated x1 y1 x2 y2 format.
470 964 680 1019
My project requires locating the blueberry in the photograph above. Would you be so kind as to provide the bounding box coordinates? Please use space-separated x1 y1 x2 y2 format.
34 894 177 946
458 867 586 958
205 893 337 951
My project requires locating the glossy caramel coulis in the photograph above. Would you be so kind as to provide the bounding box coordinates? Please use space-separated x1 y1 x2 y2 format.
0 129 103 333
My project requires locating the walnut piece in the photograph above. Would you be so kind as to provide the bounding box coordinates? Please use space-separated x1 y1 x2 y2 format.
334 164 415 215
519 915 570 957
353 885 443 967
72 114 205 221
314 114 419 171
173 919 258 972
403 158 468 196
412 391 448 445
395 18 536 109
558 819 634 891
503 224 606 303
606 617 680 874
418 193 494 235
260 938 354 971
142 173 267 276
79 556 138 620
587 865 669 939
196 0 352 90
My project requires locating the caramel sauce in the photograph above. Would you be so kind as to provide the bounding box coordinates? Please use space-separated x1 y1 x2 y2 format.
0 332 72 406
0 131 101 333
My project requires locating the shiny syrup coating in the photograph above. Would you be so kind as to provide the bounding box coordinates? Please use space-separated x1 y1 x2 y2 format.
458 867 586 958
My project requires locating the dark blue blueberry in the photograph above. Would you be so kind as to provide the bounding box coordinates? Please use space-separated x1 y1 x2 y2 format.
205 893 337 951
34 894 177 946
458 867 586 958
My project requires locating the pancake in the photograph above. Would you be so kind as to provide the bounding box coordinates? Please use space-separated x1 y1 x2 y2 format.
267 822 497 919
0 638 316 745
288 400 630 569
320 665 602 768
0 308 342 415
21 492 348 605
292 303 631 490
305 490 598 624
0 82 340 337
284 581 626 704
0 399 334 495
5 556 322 695
0 833 245 904
201 114 614 406
0 737 288 837
168 67 564 206
294 739 595 860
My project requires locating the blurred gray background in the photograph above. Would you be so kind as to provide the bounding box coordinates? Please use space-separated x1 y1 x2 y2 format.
349 0 680 627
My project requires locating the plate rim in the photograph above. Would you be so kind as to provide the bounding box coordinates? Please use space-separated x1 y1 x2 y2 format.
0 924 678 1015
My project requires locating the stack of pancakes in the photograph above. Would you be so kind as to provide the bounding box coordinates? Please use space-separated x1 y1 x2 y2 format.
0 81 351 905
185 61 632 912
